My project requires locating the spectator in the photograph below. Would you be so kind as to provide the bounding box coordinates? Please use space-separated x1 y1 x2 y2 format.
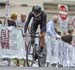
61 29 73 44
17 13 26 27
46 15 61 39
7 13 18 66
16 13 27 66
7 13 17 27
17 13 26 34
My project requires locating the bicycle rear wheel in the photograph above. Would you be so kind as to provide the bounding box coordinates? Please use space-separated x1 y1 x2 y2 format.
38 45 47 67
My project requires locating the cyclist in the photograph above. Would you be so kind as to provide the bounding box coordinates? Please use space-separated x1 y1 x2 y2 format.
24 5 47 54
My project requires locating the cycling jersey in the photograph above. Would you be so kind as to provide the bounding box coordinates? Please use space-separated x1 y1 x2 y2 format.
24 11 47 33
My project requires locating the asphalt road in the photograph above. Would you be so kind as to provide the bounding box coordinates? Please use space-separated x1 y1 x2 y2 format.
0 60 75 70
0 61 75 70
0 66 75 70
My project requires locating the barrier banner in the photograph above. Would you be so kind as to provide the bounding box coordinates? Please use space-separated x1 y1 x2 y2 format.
0 26 26 59
46 34 74 66
0 26 74 67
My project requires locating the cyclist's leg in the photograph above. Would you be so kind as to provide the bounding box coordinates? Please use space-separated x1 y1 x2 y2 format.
40 23 46 52
38 23 46 67
40 32 45 52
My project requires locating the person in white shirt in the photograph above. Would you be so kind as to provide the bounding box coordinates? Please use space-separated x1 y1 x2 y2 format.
17 13 26 34
46 15 61 67
46 15 61 39
15 13 27 66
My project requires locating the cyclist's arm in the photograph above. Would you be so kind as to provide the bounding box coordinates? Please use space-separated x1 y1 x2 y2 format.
24 12 32 33
41 13 47 32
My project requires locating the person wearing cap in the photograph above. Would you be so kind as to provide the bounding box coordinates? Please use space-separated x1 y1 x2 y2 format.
24 5 47 66
47 15 61 39
24 5 47 51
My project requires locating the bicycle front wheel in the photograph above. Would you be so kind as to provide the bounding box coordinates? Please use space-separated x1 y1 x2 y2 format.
26 41 34 67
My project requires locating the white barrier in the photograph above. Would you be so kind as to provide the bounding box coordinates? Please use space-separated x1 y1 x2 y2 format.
0 25 26 59
0 25 75 66
46 33 74 66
